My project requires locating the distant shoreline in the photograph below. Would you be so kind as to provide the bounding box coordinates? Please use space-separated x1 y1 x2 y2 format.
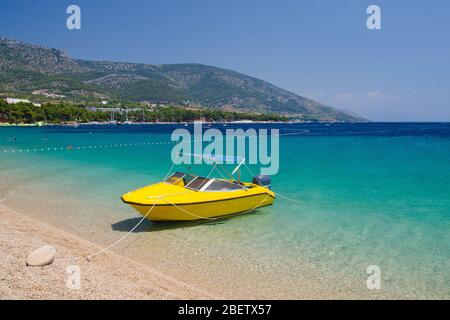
0 121 288 127
0 120 359 127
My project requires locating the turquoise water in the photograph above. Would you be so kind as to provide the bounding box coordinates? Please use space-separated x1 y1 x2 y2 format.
1 123 449 298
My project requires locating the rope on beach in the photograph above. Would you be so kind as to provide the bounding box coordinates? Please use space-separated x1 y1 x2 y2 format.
86 200 159 262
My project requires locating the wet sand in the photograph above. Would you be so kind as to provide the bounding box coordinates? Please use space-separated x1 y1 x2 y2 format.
0 205 214 299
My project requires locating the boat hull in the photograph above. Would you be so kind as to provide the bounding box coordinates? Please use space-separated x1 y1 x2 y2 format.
127 193 274 221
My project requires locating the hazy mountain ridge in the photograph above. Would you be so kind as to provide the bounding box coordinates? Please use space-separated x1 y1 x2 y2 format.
0 37 365 121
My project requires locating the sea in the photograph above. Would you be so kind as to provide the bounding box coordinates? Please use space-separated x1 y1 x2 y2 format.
0 122 449 299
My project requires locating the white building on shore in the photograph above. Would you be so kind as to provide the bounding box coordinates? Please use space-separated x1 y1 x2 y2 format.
5 98 41 107
6 98 31 104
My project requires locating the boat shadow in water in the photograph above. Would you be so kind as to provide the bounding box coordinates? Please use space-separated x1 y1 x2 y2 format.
111 209 269 233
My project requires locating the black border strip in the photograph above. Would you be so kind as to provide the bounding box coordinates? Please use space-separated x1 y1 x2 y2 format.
1 300 447 317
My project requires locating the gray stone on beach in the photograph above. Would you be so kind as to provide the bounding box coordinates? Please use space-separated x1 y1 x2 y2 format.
26 245 56 267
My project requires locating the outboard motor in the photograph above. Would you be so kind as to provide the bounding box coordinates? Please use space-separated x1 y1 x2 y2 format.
252 174 271 190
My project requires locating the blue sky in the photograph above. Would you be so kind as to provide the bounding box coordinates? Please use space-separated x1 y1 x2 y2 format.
1 0 449 121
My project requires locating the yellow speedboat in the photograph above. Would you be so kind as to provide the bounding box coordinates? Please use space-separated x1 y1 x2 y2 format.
121 158 275 221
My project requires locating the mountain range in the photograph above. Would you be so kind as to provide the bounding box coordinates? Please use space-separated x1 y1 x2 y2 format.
0 37 365 122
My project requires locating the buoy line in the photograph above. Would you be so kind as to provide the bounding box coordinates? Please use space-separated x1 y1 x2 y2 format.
0 140 181 154
0 130 310 155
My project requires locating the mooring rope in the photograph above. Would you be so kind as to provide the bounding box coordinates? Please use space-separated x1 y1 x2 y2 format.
159 198 219 221
243 162 303 204
160 193 270 221
86 200 159 261
272 192 304 204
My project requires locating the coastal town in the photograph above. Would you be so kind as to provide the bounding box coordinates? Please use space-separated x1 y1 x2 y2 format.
0 96 292 126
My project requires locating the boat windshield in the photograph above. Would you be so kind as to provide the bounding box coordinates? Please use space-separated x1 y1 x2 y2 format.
165 172 196 186
165 172 184 183
185 177 210 190
165 173 244 192
204 179 244 191
165 172 211 190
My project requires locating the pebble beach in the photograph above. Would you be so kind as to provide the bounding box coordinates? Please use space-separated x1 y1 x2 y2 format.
0 205 213 299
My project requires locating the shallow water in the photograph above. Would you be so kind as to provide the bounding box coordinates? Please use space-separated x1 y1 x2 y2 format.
1 123 449 298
